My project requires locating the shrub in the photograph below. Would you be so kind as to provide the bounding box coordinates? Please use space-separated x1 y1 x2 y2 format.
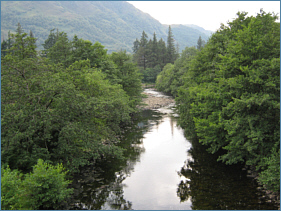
1 159 73 210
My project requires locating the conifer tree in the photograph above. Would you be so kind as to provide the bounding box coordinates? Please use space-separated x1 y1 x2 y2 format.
16 22 24 35
166 25 177 64
149 32 158 68
132 38 140 53
157 38 167 70
196 36 205 50
135 31 149 70
42 28 59 54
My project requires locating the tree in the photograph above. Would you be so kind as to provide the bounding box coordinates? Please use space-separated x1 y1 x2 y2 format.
134 31 149 70
11 32 37 60
16 22 24 35
157 38 167 70
47 31 71 67
156 46 198 95
132 38 140 53
2 30 139 173
146 32 158 68
196 36 205 50
110 50 143 109
175 10 280 192
166 25 178 63
1 39 9 58
42 28 58 55
1 160 73 210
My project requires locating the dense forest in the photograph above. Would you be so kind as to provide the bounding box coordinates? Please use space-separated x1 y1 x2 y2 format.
1 24 143 209
156 10 280 193
1 9 279 210
132 26 205 84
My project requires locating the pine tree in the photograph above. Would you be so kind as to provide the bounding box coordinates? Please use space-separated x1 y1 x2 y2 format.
157 38 167 70
149 32 158 68
197 36 205 50
47 31 71 67
136 31 149 70
1 39 8 57
16 23 24 35
42 29 59 55
166 25 177 64
139 30 148 48
132 38 140 53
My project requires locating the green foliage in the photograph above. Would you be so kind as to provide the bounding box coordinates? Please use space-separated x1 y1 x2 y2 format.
155 63 175 93
23 159 73 209
156 46 197 95
1 167 26 210
1 30 142 173
257 144 280 192
47 31 71 67
133 27 180 83
141 65 162 84
158 10 280 192
42 28 59 55
1 160 73 210
110 50 143 109
166 25 178 63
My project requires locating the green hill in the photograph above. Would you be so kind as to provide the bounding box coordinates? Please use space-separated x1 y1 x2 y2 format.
1 1 212 53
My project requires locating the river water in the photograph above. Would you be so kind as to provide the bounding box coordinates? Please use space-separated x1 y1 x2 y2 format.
70 89 278 210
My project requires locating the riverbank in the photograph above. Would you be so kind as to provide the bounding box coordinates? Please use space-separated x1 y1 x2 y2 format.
140 88 175 110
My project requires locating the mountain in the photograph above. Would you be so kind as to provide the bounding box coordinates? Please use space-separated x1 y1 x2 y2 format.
184 24 213 37
1 1 212 53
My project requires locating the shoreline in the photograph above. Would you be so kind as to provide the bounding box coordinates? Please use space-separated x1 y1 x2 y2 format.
140 88 175 110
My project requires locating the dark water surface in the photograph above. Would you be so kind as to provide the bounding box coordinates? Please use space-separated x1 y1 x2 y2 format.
70 90 278 210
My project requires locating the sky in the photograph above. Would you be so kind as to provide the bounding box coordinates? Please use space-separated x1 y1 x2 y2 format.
127 1 280 31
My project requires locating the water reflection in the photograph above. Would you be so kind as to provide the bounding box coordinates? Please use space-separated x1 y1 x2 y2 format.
69 97 278 210
177 138 279 210
69 110 164 210
121 114 191 210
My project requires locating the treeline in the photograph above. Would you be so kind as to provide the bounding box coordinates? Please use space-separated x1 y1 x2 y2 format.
156 10 280 192
1 24 143 209
132 26 179 83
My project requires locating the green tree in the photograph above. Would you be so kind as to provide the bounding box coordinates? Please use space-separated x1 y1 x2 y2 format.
157 38 167 70
175 10 279 192
156 46 197 95
42 28 58 55
11 32 37 60
132 38 140 53
110 50 143 109
1 30 137 173
16 22 24 35
1 160 73 210
166 25 178 63
47 31 71 67
146 32 158 68
196 36 205 50
1 39 9 58
134 31 149 70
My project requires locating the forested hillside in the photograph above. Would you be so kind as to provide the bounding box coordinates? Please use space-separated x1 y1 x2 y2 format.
156 10 280 193
1 1 211 53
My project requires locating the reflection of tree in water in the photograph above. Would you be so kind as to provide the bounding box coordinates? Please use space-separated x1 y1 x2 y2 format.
177 139 279 210
69 109 163 210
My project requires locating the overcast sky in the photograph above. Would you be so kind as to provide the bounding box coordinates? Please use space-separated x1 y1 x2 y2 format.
127 1 280 31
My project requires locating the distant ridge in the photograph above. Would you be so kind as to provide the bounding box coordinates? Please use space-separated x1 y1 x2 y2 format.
1 1 212 53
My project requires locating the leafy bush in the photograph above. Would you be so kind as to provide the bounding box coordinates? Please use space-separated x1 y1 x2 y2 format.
1 159 73 210
1 167 26 210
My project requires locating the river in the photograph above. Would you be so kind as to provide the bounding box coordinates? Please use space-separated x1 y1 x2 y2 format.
69 89 278 210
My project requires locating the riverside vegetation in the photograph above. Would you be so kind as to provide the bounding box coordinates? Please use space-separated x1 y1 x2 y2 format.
1 10 279 209
156 10 280 195
1 24 143 209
